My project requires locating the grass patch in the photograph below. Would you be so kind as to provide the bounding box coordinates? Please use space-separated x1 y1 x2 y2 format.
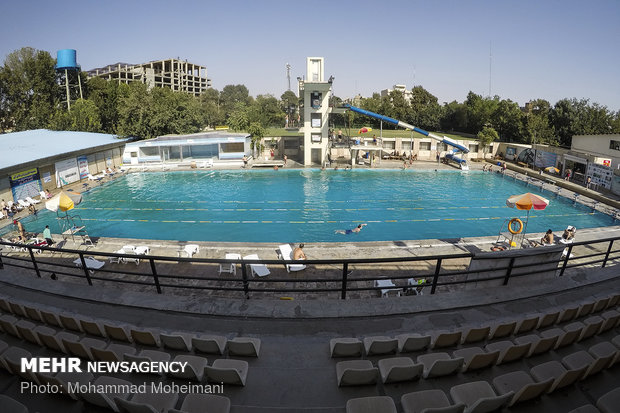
264 127 477 141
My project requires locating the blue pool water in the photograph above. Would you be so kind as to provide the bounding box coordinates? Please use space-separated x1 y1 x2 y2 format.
13 169 615 243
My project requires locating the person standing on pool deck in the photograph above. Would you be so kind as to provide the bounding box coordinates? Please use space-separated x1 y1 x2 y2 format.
43 225 53 246
335 223 367 235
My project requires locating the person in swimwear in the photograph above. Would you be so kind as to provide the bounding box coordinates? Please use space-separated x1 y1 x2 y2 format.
335 223 367 234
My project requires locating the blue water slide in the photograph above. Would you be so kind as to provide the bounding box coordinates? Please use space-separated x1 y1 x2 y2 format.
344 105 469 153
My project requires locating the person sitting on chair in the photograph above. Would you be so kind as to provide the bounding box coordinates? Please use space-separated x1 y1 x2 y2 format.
293 243 306 260
541 229 554 245
561 226 576 243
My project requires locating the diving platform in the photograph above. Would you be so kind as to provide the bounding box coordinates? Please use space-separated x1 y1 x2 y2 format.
251 161 285 168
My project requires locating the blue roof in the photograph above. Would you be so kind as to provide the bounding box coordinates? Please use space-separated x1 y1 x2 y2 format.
0 129 125 170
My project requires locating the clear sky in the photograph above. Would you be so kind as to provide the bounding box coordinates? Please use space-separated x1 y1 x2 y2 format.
1 0 619 110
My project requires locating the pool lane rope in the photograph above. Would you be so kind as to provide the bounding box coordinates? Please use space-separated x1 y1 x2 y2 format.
75 212 595 225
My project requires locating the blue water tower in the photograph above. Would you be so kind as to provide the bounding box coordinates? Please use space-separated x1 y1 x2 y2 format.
55 49 83 111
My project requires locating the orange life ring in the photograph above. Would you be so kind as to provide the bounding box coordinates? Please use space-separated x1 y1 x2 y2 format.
508 218 523 234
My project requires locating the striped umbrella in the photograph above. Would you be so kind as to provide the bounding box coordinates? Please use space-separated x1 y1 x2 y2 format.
45 191 82 213
506 192 550 242
506 192 549 210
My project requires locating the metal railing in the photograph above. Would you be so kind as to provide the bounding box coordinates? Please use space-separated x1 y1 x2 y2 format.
0 236 618 300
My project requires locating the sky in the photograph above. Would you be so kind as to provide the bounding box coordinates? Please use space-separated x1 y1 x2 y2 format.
1 0 619 110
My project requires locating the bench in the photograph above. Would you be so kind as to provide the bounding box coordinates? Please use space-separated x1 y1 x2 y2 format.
517 162 527 168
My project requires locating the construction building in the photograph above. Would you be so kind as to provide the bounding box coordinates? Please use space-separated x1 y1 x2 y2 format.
87 58 211 96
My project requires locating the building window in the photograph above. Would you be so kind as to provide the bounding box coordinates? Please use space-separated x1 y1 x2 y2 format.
140 147 159 156
382 140 395 150
284 138 299 149
220 143 244 153
419 142 431 151
311 113 322 128
610 140 620 151
469 144 479 153
401 141 412 151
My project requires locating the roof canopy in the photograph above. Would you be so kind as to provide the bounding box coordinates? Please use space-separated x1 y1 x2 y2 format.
0 129 124 170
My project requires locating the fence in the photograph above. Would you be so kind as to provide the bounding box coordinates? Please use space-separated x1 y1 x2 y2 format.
0 236 618 300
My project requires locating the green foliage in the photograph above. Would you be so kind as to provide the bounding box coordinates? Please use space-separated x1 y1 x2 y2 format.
49 99 101 132
220 84 252 119
477 126 499 154
226 102 250 131
248 122 265 155
0 47 59 131
200 88 225 127
550 98 616 146
85 77 121 133
410 86 442 131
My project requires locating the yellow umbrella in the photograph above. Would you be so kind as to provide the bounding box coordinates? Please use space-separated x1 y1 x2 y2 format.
45 191 82 213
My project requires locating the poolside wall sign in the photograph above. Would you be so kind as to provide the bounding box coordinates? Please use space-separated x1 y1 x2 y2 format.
55 158 80 187
9 168 42 201
77 156 89 179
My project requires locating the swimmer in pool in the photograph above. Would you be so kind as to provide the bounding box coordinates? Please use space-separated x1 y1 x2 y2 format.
335 223 367 235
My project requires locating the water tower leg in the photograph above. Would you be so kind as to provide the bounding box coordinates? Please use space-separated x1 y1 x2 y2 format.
78 71 83 100
65 69 71 111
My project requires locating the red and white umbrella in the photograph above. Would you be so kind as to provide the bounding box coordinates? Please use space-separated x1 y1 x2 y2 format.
506 192 550 243
506 192 549 210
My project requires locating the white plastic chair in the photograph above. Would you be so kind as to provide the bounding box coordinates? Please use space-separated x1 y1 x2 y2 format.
73 257 105 274
278 244 306 272
178 244 199 258
25 196 40 204
219 253 240 275
243 254 270 277
374 279 401 298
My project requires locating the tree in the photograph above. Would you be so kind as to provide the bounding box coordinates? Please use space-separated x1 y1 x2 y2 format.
149 87 203 137
410 86 442 131
248 122 265 156
280 90 297 126
440 101 468 132
524 99 556 145
464 92 498 134
226 102 250 131
220 84 251 119
0 47 59 131
491 99 524 142
477 126 499 159
49 98 101 132
248 94 284 127
199 88 224 128
116 82 153 139
86 77 121 133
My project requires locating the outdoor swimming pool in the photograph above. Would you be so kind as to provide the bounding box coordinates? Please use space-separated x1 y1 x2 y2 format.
15 169 616 243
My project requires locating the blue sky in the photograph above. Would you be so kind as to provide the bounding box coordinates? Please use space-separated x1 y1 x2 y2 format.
1 0 619 109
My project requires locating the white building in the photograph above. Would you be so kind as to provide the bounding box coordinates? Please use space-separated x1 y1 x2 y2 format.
380 84 413 102
299 57 335 165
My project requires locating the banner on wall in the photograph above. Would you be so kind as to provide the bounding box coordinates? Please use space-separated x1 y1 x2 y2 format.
534 150 558 168
77 155 89 179
55 158 80 187
9 168 42 201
